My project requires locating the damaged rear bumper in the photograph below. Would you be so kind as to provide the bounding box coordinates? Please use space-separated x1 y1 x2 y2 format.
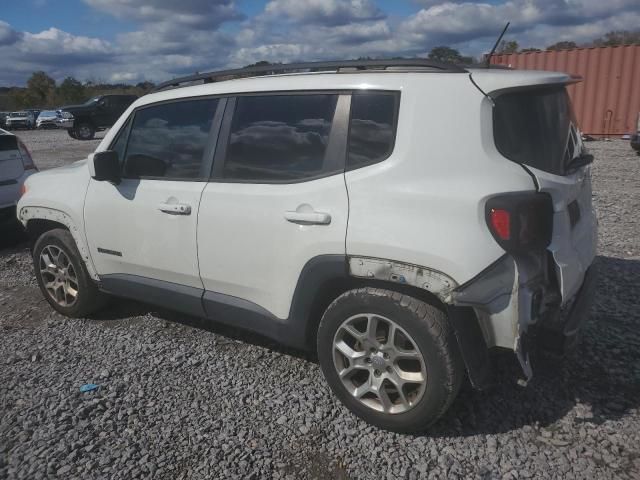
536 263 597 354
451 253 596 382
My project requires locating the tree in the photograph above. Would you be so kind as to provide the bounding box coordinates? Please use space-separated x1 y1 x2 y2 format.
57 77 86 105
26 71 56 106
244 60 275 68
592 30 640 47
546 41 578 51
427 46 464 64
135 81 155 92
498 40 519 54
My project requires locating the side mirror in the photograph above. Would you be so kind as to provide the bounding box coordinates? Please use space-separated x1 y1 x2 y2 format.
92 150 120 184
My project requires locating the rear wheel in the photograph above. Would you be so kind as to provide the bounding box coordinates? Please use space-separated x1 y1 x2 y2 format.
33 229 106 317
317 287 463 433
67 129 77 139
74 122 95 140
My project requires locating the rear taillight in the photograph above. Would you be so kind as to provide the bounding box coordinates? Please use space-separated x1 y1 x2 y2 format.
485 192 553 253
489 208 511 241
17 140 37 171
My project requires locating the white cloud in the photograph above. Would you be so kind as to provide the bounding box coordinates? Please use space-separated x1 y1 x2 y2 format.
0 20 23 46
263 0 385 26
0 0 639 86
82 0 244 29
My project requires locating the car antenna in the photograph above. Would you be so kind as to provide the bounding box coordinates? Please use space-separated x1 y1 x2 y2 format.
485 22 510 68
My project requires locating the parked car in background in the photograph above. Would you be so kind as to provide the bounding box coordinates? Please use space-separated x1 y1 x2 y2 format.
27 109 42 121
36 110 61 129
631 112 640 154
0 112 9 129
0 128 37 224
18 60 597 433
58 94 138 140
5 111 35 130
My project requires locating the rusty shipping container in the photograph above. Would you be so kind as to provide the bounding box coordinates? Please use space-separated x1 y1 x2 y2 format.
491 45 640 137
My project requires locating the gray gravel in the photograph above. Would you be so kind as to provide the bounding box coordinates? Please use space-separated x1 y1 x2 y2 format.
1 132 639 479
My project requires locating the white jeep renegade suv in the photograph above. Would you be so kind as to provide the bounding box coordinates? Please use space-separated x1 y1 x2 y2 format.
17 60 597 433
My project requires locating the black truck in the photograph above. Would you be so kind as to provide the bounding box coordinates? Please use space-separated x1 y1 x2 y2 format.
58 94 137 140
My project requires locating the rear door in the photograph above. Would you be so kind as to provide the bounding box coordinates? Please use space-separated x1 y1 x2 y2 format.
197 93 350 319
492 85 597 301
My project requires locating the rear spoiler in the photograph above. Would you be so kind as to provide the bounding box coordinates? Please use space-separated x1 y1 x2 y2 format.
566 75 583 85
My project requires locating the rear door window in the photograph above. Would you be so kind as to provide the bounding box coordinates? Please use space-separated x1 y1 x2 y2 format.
347 92 398 169
493 86 577 176
223 94 338 182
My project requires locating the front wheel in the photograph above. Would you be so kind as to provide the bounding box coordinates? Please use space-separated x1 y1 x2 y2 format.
74 122 95 140
33 229 107 317
317 287 463 433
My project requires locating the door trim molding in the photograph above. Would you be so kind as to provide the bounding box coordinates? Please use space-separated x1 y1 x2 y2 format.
97 255 349 350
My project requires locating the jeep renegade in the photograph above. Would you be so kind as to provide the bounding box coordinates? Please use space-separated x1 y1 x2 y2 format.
17 60 597 433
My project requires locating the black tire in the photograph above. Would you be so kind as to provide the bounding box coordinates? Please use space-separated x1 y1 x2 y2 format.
33 229 107 317
67 129 77 139
74 122 95 140
317 287 463 433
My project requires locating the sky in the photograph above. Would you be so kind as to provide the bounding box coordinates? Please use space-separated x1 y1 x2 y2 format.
0 0 638 86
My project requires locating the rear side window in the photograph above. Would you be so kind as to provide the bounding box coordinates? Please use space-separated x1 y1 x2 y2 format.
223 94 338 182
493 86 577 176
123 99 218 179
347 93 398 169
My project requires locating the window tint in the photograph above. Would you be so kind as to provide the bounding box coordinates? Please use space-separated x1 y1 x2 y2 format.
123 98 218 179
110 119 130 165
224 94 338 181
348 93 397 169
493 86 576 176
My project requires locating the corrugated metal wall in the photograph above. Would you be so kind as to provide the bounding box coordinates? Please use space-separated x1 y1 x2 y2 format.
491 45 640 137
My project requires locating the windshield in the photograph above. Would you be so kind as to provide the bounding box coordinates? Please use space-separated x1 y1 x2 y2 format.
39 111 58 117
84 97 101 105
11 112 27 117
493 86 578 176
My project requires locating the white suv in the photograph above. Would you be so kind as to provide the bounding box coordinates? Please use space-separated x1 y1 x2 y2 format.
17 60 597 432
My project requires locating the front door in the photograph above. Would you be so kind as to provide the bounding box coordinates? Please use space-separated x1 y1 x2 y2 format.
197 93 350 320
84 97 223 313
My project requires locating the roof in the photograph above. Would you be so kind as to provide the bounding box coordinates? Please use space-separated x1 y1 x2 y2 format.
153 59 467 92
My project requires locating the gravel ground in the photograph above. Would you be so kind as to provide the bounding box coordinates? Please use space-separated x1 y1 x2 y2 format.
15 128 106 170
1 132 639 479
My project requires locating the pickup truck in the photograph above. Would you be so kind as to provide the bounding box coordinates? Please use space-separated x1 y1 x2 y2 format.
58 94 137 140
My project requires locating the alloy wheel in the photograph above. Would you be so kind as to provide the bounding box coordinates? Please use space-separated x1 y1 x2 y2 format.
332 313 427 414
39 245 79 307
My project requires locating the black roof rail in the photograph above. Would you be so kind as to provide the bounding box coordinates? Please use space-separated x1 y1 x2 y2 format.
152 59 467 92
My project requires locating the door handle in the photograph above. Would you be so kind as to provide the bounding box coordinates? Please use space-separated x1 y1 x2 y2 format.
284 210 331 225
158 202 191 215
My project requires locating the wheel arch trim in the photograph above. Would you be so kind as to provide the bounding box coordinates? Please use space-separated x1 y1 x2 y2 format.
20 206 99 280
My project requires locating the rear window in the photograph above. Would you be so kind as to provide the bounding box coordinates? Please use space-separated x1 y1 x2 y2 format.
493 86 577 176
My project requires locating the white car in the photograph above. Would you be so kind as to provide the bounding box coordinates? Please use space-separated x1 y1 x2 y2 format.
5 111 35 130
36 110 61 129
17 60 597 432
1 129 37 224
